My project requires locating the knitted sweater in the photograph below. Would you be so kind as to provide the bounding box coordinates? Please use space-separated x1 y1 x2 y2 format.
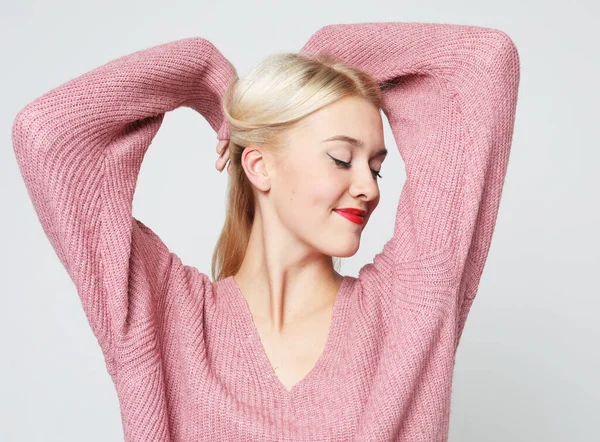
12 22 520 441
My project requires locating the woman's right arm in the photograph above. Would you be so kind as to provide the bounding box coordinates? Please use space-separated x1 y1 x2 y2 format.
12 37 236 368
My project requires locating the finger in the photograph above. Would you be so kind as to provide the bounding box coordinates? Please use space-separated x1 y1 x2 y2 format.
222 146 230 163
216 157 226 172
218 147 230 169
216 139 228 154
216 154 225 171
216 148 231 172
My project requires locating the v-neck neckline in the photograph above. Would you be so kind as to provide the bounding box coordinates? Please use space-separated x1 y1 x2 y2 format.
220 274 352 401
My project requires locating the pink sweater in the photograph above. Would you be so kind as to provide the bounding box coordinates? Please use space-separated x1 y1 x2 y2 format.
12 22 520 441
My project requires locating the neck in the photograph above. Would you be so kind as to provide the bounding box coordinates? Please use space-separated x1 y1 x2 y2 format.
233 210 343 334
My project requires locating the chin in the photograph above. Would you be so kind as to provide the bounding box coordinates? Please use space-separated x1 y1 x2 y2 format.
327 241 360 258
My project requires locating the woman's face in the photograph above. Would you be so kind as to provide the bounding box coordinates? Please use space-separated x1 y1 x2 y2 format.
264 95 387 259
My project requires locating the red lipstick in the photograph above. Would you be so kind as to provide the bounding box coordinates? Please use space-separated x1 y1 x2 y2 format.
334 208 366 225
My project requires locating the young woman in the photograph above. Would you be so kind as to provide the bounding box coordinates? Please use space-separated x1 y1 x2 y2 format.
12 22 520 441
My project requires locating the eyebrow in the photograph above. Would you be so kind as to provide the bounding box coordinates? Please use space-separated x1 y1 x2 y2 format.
321 135 388 157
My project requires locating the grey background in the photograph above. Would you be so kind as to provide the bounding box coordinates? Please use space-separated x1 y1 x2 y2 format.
2 1 598 441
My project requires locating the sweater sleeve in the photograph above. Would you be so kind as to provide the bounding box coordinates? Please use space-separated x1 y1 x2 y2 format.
11 37 236 366
300 23 520 335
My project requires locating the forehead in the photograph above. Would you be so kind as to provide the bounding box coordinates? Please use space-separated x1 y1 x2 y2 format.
291 96 384 146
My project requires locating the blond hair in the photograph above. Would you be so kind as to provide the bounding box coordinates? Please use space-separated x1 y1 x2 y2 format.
211 51 383 282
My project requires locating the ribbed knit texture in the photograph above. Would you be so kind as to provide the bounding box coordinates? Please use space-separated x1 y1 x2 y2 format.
12 22 520 441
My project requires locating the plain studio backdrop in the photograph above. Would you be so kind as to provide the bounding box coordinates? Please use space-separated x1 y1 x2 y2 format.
1 1 597 441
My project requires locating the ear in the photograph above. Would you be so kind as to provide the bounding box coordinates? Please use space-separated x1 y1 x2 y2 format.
241 146 271 192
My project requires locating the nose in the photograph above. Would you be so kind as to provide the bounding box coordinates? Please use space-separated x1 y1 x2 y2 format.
348 165 380 203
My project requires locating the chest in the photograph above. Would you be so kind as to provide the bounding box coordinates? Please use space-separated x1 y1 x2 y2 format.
253 305 334 392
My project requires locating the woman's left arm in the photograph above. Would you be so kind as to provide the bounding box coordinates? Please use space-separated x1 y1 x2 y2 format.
300 22 520 337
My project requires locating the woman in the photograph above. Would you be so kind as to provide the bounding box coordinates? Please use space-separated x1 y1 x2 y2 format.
12 22 520 441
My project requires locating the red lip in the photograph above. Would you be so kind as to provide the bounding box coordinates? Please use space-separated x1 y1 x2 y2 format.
334 208 366 225
334 208 366 216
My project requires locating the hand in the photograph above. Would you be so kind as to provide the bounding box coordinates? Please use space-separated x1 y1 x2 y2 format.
215 139 231 175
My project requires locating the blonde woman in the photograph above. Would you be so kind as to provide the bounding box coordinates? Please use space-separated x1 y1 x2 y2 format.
12 22 520 441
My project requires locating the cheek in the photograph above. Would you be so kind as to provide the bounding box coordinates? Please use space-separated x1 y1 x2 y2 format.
310 175 345 210
297 166 343 213
276 163 343 222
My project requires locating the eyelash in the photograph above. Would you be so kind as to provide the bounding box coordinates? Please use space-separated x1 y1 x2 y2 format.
329 155 383 179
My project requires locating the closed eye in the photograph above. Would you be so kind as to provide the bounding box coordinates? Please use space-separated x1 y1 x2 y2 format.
328 154 383 179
